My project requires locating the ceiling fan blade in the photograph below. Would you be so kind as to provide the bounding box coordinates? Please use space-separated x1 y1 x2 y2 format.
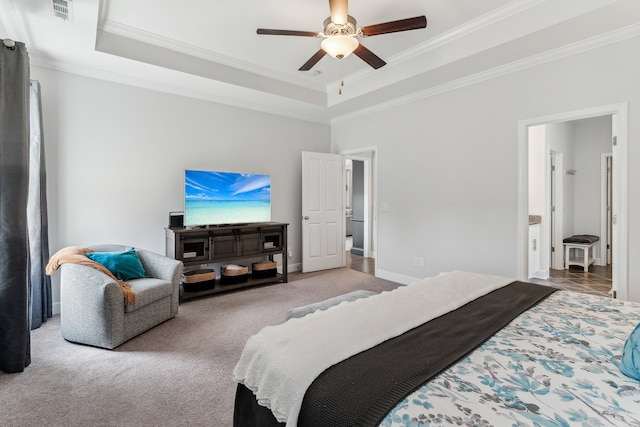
329 0 348 25
360 16 427 37
257 29 319 37
299 49 327 71
353 44 386 69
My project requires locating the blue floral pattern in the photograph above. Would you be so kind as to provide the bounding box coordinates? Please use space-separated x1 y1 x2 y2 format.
381 291 640 426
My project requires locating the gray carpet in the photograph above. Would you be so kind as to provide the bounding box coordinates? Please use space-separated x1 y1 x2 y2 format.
0 268 400 427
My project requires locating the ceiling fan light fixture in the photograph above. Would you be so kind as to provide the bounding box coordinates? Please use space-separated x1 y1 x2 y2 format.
321 35 359 59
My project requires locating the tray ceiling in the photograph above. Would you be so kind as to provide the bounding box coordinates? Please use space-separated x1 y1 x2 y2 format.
1 0 638 123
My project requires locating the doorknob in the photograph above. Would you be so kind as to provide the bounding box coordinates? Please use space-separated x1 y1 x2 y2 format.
303 216 309 220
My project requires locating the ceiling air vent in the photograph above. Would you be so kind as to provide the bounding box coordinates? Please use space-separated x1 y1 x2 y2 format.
52 0 73 21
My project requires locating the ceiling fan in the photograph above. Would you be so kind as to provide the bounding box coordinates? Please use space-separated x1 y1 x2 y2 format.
257 0 427 71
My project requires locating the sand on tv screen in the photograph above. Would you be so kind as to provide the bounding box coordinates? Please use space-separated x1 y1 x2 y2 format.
184 169 271 226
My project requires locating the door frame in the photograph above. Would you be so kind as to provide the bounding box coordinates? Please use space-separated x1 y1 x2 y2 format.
518 102 628 299
600 152 613 266
548 150 564 271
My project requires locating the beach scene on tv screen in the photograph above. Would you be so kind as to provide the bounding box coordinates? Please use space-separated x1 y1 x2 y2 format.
185 170 271 225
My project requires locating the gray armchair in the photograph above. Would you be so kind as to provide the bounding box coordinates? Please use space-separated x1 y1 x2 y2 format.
59 244 183 349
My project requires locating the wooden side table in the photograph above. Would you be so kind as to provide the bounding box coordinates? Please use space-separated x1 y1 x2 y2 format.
564 241 597 272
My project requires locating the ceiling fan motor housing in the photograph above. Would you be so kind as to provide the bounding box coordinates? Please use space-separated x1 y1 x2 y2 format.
323 15 358 36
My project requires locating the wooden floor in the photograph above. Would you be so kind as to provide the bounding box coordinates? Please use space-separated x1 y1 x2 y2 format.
529 264 612 297
346 251 375 275
347 250 612 298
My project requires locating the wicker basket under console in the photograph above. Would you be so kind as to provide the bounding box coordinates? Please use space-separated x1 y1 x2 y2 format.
182 268 216 292
220 264 248 285
252 261 277 279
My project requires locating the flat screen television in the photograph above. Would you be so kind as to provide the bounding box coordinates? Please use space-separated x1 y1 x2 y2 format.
184 169 271 226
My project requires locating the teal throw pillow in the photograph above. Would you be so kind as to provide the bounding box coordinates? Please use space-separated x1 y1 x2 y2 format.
86 247 146 281
620 322 640 381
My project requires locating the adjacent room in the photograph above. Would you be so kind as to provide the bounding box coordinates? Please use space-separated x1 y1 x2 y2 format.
1 0 640 425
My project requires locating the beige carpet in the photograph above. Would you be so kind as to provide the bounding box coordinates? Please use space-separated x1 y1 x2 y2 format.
0 268 400 427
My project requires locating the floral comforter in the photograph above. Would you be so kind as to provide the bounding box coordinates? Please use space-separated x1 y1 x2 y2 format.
381 290 640 426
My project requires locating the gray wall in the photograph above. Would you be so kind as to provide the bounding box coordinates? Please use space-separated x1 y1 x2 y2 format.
33 35 640 311
32 67 331 313
546 122 576 239
572 116 612 237
331 36 640 300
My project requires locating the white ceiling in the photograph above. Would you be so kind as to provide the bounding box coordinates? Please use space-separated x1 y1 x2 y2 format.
1 0 639 123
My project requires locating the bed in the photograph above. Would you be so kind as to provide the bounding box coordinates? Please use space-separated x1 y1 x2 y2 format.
232 271 640 426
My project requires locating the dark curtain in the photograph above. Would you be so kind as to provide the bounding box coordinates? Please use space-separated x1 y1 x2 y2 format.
0 41 31 373
28 80 52 329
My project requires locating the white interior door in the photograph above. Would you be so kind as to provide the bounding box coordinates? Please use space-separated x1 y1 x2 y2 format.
302 151 344 273
550 152 564 270
607 155 612 265
601 153 613 266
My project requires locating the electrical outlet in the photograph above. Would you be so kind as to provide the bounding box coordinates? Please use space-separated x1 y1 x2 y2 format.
419 257 424 267
412 256 419 267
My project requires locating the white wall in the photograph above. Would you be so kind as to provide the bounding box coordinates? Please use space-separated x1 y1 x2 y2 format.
331 36 640 301
32 67 331 313
528 125 545 216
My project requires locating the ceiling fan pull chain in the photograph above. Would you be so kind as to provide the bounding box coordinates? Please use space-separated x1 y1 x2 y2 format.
339 62 344 95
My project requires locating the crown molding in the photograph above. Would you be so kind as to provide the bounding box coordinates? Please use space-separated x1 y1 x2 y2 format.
98 20 323 93
22 2 639 126
331 24 640 124
30 57 331 125
333 0 546 90
30 22 639 126
398 0 547 60
99 1 547 102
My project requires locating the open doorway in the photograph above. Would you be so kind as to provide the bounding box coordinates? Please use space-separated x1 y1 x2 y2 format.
342 148 377 275
528 117 614 294
519 103 628 300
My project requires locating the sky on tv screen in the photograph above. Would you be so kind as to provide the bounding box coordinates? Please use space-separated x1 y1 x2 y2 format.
184 170 271 225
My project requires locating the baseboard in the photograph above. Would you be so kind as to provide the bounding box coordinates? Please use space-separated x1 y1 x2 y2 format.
52 301 61 316
530 270 549 280
375 269 417 285
286 262 302 273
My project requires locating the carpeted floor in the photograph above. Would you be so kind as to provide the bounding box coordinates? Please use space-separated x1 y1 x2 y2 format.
0 268 400 427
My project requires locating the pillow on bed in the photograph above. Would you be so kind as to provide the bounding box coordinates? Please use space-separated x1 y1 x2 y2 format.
86 247 146 281
620 322 640 381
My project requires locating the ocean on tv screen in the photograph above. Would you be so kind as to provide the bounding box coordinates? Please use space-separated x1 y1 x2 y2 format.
185 200 271 225
184 170 271 226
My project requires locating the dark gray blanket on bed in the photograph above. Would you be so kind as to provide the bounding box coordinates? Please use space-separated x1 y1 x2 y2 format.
234 281 557 426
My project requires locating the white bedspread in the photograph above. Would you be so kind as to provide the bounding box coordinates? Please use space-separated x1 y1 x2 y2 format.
232 271 515 426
